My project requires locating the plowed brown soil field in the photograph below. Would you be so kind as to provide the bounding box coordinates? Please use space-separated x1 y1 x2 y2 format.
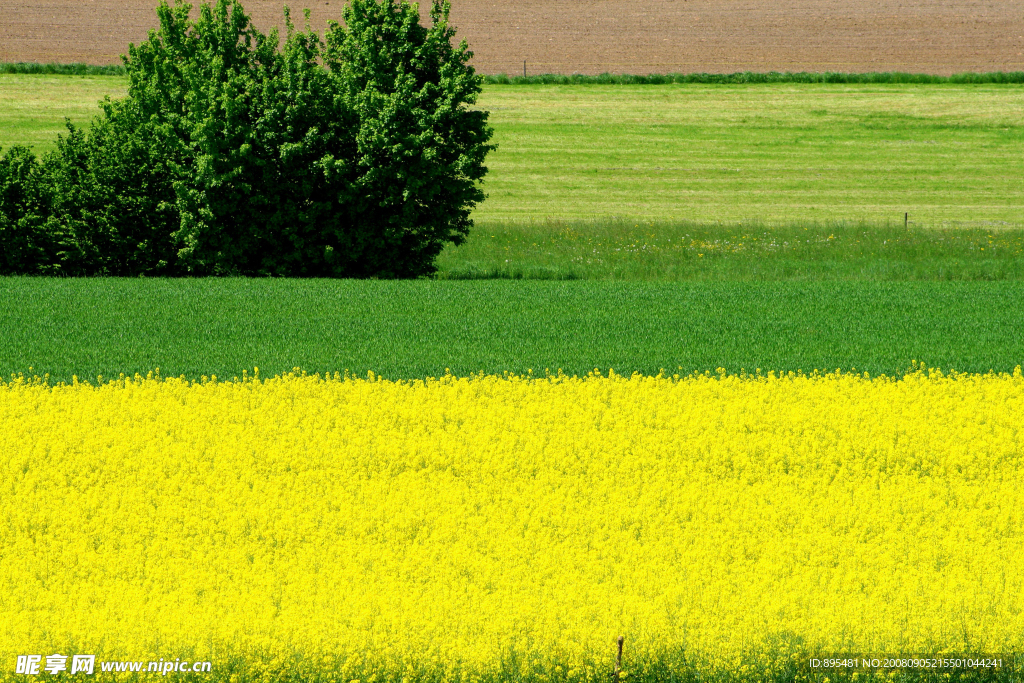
1 0 1023 75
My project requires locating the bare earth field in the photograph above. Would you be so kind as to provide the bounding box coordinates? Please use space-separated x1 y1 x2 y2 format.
1 0 1022 75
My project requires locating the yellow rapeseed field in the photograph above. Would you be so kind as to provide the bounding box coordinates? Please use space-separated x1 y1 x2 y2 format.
1 367 1022 682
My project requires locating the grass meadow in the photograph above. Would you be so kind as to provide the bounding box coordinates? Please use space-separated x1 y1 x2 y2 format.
3 75 1024 227
435 218 1024 281
4 74 1024 283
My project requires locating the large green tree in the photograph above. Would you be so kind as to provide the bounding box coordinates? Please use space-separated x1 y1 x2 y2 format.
0 0 494 277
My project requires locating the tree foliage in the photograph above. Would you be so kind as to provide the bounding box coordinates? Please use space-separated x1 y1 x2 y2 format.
0 0 493 277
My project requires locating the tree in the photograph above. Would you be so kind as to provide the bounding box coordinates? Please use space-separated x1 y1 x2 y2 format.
0 0 494 277
322 0 495 277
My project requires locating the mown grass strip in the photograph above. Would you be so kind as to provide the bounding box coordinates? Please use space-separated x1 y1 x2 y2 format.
5 76 1023 226
471 83 1024 225
2 278 1022 383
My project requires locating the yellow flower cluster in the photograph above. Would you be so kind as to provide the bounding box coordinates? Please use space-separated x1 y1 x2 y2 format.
1 367 1022 681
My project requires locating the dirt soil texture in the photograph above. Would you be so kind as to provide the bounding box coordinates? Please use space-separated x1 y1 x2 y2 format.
1 0 1023 75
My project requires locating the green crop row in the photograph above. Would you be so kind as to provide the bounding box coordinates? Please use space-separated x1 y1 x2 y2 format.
3 278 1022 383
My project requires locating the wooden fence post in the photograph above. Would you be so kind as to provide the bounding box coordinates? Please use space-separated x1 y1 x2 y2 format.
613 636 624 683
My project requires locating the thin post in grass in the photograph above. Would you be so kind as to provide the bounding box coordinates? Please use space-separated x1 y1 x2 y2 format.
613 636 624 683
905 212 909 229
524 60 527 78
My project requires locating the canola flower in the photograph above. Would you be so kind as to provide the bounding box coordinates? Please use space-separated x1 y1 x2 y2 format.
1 366 1023 682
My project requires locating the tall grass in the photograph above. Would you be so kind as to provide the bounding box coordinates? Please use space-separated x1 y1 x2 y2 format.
436 220 1024 281
0 62 126 75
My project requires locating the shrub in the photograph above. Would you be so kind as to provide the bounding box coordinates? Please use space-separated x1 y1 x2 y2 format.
0 0 494 277
41 110 181 276
0 145 50 274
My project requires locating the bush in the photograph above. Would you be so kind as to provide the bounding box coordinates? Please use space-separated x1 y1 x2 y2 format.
0 0 494 277
0 145 50 274
41 110 182 276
